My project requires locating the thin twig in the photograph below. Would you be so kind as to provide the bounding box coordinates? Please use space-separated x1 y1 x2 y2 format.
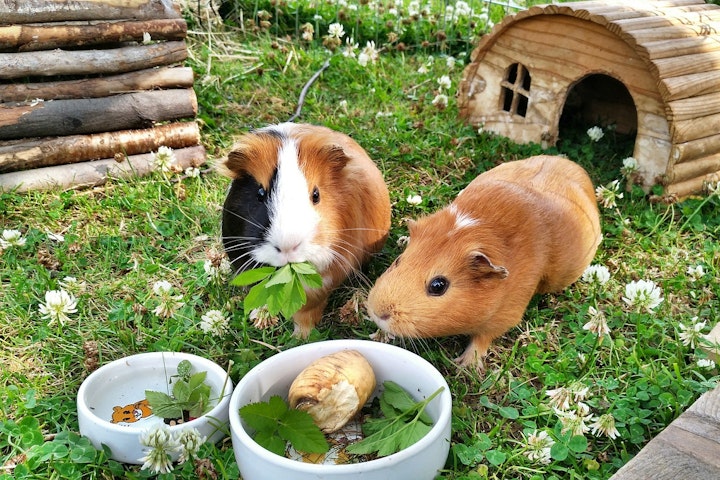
286 59 331 123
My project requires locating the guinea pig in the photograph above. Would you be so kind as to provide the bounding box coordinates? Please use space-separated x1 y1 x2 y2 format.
366 155 601 371
219 122 391 337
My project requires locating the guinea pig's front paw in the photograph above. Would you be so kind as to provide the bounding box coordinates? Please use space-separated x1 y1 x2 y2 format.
291 305 324 339
454 341 487 374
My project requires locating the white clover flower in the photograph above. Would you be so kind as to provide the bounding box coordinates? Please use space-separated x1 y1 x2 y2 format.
432 93 449 109
523 430 554 465
587 126 604 142
151 280 184 318
185 167 200 178
622 279 663 312
569 381 590 402
249 306 279 330
59 276 86 295
678 317 707 349
621 156 638 175
583 306 610 339
446 56 457 70
175 428 207 464
581 264 610 285
408 1 420 17
437 74 451 90
595 180 624 209
555 402 593 437
589 413 620 439
369 328 396 343
199 309 229 336
138 424 178 474
152 280 173 296
39 289 78 326
358 40 378 67
1 229 26 248
152 146 176 173
697 358 716 369
546 386 572 411
342 37 358 58
302 30 314 41
686 264 705 281
396 235 410 248
204 258 232 281
406 194 422 205
706 181 719 196
327 22 345 39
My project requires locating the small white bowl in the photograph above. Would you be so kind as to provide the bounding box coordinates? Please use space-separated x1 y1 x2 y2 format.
229 339 452 480
77 351 233 464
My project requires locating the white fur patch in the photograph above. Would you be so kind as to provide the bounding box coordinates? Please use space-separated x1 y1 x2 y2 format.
252 134 321 267
449 204 479 229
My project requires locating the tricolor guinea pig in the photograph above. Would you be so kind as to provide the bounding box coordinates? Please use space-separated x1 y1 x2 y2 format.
366 155 601 371
220 122 391 336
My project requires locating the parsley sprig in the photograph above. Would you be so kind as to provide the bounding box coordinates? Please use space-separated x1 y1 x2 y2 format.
239 395 329 456
230 262 323 319
346 381 443 457
144 359 213 420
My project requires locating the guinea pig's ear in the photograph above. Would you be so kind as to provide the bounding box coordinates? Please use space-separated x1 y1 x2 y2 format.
406 219 418 236
321 145 350 172
469 251 509 280
216 149 248 179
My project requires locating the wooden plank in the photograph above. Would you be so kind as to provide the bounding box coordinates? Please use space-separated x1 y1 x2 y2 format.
612 7 720 31
652 51 720 80
0 89 197 141
626 23 720 43
0 18 186 52
670 112 720 142
671 132 720 163
0 0 181 24
610 386 720 479
667 153 720 183
0 66 195 103
667 92 720 122
660 70 720 102
0 145 205 193
0 41 187 80
644 36 720 61
0 121 201 173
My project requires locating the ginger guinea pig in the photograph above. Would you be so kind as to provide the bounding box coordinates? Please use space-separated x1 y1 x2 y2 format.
366 155 601 371
220 122 391 336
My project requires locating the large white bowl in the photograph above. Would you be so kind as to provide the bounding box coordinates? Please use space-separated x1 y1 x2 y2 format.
229 339 452 480
77 351 233 464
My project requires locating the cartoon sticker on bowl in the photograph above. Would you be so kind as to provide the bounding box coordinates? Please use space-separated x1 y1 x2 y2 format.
111 399 153 424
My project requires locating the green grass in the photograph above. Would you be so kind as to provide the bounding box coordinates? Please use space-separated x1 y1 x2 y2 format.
2 1 720 479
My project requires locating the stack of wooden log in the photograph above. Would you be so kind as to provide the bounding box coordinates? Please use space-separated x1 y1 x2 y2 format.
0 0 206 192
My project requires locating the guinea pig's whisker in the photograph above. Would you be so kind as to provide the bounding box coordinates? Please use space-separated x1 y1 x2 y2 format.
220 207 266 231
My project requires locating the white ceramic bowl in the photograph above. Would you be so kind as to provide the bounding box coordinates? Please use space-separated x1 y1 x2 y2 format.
229 339 452 480
77 351 233 464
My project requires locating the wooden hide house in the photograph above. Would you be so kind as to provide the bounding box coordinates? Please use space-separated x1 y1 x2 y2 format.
0 0 206 192
458 0 720 200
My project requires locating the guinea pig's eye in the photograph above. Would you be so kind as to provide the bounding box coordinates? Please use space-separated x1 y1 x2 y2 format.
257 187 267 202
427 276 450 296
312 186 320 205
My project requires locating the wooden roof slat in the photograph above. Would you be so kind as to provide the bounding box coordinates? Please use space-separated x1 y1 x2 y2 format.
612 9 720 32
667 91 720 122
643 36 720 60
625 23 720 43
660 70 720 102
652 50 720 80
672 113 720 144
